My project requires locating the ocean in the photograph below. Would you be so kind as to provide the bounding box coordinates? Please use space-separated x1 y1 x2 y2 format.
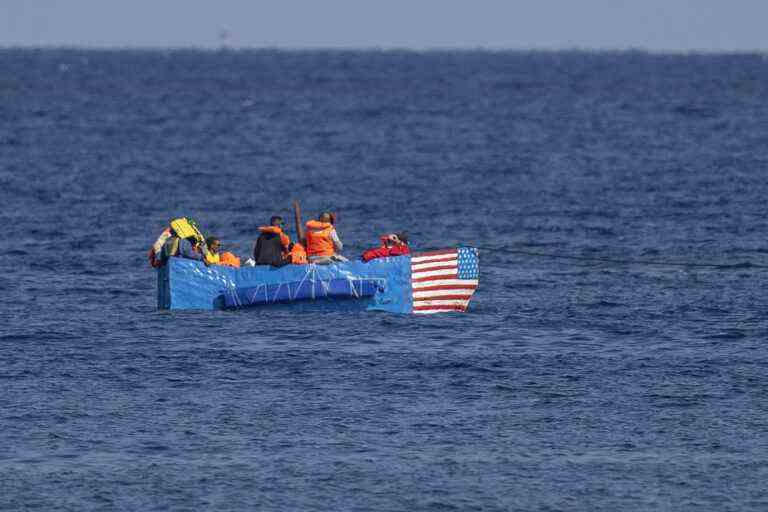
1 49 767 510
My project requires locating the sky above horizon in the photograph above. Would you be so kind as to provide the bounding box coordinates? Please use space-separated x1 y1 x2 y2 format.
2 0 766 52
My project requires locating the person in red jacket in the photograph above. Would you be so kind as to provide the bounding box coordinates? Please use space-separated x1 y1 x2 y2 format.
362 232 410 262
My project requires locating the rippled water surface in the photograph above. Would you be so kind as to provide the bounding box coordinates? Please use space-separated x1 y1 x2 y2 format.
1 49 768 510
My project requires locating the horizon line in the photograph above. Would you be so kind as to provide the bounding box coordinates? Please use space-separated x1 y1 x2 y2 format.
1 43 768 56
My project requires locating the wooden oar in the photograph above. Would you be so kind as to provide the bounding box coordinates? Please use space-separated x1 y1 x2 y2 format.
293 200 306 246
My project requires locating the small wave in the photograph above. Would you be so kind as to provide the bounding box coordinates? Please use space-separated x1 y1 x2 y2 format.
703 330 747 340
0 331 79 342
673 104 718 118
583 300 624 309
60 287 105 295
714 261 761 270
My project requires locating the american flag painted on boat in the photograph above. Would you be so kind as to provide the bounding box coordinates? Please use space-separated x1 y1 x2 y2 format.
410 247 479 314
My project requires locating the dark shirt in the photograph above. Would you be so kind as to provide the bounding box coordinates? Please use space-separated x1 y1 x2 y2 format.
178 239 203 261
253 232 288 267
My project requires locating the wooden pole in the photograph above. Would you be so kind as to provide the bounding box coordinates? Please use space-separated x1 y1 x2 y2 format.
293 200 306 246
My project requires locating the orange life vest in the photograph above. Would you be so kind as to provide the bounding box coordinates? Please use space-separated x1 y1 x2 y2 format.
258 226 290 250
219 251 241 268
289 243 308 264
305 220 335 257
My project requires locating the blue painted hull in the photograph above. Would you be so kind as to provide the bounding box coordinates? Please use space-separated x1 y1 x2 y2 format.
157 256 413 312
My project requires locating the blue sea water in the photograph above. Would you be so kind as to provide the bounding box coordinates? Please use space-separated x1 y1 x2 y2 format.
1 49 768 510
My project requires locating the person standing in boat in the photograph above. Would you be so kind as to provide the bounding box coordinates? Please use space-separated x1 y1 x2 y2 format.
253 216 291 267
305 212 347 264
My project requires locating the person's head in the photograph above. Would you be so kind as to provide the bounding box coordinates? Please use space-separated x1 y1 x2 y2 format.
395 232 408 245
319 211 334 224
382 234 398 247
288 242 295 251
206 237 221 253
270 216 285 228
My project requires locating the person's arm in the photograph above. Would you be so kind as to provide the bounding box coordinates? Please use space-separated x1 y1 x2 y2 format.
153 229 171 253
280 232 290 250
362 246 390 262
330 229 343 252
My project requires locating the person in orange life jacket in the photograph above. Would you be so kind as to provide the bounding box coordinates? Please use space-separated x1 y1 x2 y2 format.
362 232 410 262
305 212 348 264
253 216 291 267
287 242 308 264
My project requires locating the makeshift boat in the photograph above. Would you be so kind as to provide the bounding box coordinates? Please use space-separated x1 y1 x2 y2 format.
157 247 479 314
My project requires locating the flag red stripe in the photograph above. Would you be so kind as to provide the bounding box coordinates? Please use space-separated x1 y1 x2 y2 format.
413 304 467 312
412 284 477 292
411 256 457 265
412 273 458 283
413 294 474 302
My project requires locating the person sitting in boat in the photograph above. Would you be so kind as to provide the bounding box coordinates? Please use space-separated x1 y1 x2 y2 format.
204 237 221 265
287 242 308 264
160 230 205 264
306 212 348 264
362 232 410 262
253 216 291 267
202 236 241 267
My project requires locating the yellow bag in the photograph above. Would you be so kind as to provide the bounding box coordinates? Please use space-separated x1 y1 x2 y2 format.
170 217 204 242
